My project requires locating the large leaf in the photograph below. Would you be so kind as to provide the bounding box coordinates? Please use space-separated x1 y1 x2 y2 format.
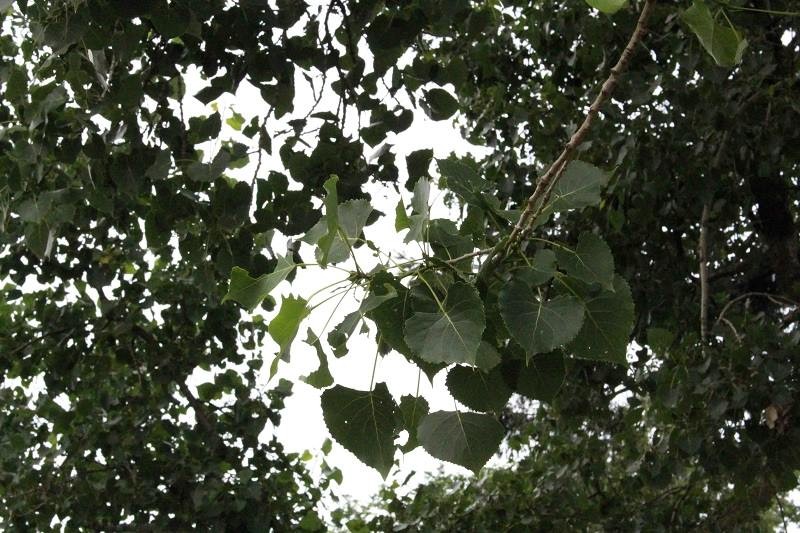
515 352 566 403
682 0 748 67
585 0 627 14
550 160 610 212
269 295 310 361
567 275 635 364
399 395 429 452
499 279 584 360
404 282 485 365
223 255 296 311
446 366 511 413
417 411 504 473
321 383 399 478
556 232 615 291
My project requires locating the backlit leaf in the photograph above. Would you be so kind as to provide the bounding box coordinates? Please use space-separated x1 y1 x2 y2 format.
418 411 504 473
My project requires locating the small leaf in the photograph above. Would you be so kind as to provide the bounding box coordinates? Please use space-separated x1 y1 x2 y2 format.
499 279 584 360
328 311 361 358
556 233 615 291
404 282 485 365
567 275 635 364
417 411 504 473
301 329 334 389
226 111 245 131
146 149 172 181
269 295 310 362
317 175 339 265
223 256 296 311
585 0 628 15
446 366 511 412
422 88 459 121
399 395 429 452
515 352 566 403
404 178 430 243
405 149 433 191
682 0 748 67
395 200 410 231
321 383 400 478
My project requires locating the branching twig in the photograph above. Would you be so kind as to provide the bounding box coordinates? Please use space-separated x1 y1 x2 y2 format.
713 291 799 330
479 0 657 280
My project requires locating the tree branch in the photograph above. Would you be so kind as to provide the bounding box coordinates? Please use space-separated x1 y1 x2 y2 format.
699 203 710 352
479 0 657 280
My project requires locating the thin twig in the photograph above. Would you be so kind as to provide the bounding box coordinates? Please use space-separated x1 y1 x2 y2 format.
479 0 657 280
699 203 710 353
714 291 799 329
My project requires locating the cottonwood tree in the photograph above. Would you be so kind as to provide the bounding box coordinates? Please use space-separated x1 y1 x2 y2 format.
1 0 797 530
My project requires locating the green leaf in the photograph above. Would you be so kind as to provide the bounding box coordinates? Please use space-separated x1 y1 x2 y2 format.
556 233 615 291
405 148 433 191
404 282 485 365
321 383 400 478
146 149 172 181
567 275 635 364
399 395 429 452
437 158 488 205
427 219 473 265
226 111 245 131
417 411 504 473
422 88 459 121
550 160 610 212
475 341 502 371
499 279 584 360
318 175 339 265
517 249 557 287
24 223 54 260
446 366 511 413
223 255 296 311
328 311 361 358
514 352 566 403
585 0 628 15
301 329 334 389
405 178 430 243
395 200 410 231
682 0 748 67
269 295 310 362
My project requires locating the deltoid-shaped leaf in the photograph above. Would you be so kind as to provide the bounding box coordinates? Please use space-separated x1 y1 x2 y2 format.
417 411 504 473
550 161 610 212
585 0 628 15
301 329 333 389
499 279 584 360
327 282 398 358
567 275 635 364
437 158 488 206
404 282 485 365
682 0 748 68
556 232 615 291
317 175 339 265
518 249 557 287
515 351 566 403
399 395 429 452
422 88 459 121
223 255 296 311
321 383 400 478
446 366 511 413
269 295 310 362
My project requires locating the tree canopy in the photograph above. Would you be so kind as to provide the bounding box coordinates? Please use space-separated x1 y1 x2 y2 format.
1 0 799 530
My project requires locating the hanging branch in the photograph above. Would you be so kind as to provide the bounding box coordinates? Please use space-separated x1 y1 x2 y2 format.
479 0 657 280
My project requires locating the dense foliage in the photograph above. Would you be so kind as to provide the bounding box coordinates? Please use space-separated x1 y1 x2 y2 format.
1 0 798 530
